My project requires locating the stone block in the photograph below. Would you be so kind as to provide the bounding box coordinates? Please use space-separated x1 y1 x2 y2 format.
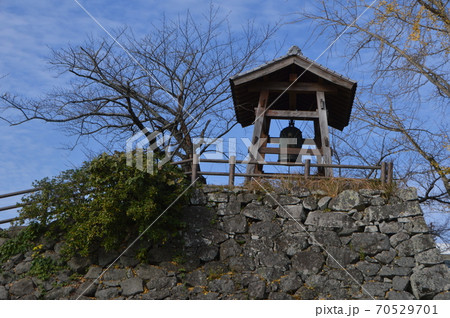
184 269 207 287
392 276 409 291
67 256 92 274
75 280 98 298
95 287 120 299
415 248 443 265
291 251 324 275
361 282 391 297
0 286 8 300
228 256 255 272
280 272 303 293
317 196 332 210
201 228 228 245
14 261 31 275
243 203 276 221
350 233 390 255
378 265 412 277
9 278 35 297
329 190 365 211
276 205 305 221
268 292 293 300
120 277 144 297
302 196 318 211
411 234 436 253
305 212 357 229
207 192 228 203
365 202 422 222
222 215 248 234
356 261 381 277
237 193 258 203
379 222 402 234
248 280 266 299
249 221 282 238
279 195 301 205
374 249 397 264
394 257 415 267
411 264 450 299
257 250 289 269
396 188 418 201
390 232 410 247
190 188 207 205
208 277 236 294
102 268 128 281
387 290 414 300
370 197 386 206
309 230 340 247
220 239 242 260
326 246 359 268
404 216 430 234
433 292 450 300
45 286 75 300
85 266 103 280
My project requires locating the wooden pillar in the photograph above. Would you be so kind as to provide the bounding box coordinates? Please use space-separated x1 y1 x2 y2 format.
313 119 323 176
246 90 269 181
387 162 394 184
191 153 200 184
255 117 270 174
381 162 386 184
316 91 333 177
228 155 236 187
305 159 310 178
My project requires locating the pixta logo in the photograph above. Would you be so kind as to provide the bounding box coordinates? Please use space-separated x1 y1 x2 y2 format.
126 128 172 174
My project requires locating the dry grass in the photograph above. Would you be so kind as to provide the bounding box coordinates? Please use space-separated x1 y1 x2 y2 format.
242 175 396 198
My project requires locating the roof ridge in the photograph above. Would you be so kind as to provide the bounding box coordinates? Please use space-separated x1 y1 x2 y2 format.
230 47 355 84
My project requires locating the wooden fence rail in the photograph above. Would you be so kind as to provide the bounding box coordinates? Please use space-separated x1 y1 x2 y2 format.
0 188 40 225
182 155 393 187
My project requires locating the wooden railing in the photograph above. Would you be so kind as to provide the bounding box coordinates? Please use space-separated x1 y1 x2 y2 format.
0 159 393 225
0 188 40 225
179 155 394 187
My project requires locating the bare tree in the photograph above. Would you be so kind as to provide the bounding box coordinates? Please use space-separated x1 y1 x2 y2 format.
0 6 277 165
296 0 449 204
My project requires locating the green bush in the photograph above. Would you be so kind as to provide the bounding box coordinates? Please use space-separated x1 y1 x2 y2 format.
0 223 42 263
19 151 190 257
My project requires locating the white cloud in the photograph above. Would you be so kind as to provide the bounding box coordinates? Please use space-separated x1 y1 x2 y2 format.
0 0 315 215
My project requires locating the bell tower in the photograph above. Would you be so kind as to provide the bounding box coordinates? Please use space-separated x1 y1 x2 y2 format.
230 46 357 179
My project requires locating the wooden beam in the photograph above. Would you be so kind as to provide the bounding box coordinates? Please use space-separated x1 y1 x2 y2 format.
265 110 319 120
268 138 316 146
232 57 297 85
248 81 338 93
293 58 355 90
260 147 322 156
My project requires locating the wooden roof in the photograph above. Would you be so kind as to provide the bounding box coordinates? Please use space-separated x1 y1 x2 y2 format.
230 46 357 131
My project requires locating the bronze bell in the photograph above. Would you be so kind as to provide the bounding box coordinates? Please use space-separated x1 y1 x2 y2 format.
279 120 304 163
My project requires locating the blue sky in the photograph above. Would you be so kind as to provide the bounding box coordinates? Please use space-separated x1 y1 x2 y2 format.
1 1 446 237
0 0 316 195
0 1 319 222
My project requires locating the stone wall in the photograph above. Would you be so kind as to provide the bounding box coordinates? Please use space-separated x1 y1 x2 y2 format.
0 186 449 300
